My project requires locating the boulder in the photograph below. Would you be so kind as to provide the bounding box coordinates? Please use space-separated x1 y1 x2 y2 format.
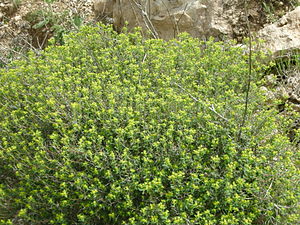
94 0 246 40
93 0 115 18
257 7 300 115
93 1 300 57
257 6 300 57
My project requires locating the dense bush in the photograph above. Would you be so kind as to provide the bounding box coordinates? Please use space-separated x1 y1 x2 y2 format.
0 25 299 224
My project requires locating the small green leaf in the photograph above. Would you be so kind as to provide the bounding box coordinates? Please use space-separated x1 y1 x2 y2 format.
32 19 49 29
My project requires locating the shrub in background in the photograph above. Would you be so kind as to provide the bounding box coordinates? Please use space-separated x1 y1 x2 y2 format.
0 24 299 224
25 4 83 48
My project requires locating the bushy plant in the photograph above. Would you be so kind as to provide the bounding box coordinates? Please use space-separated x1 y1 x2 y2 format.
0 24 299 225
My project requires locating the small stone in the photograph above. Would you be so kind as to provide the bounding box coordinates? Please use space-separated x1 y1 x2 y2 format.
292 104 300 112
289 93 300 104
14 15 22 21
258 7 300 57
276 86 289 100
0 24 8 29
265 74 277 86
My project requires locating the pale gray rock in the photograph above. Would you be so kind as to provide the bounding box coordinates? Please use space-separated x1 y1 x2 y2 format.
257 6 300 57
93 0 244 40
257 7 300 111
93 0 115 18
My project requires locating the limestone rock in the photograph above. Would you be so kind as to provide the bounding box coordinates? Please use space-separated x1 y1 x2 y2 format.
257 6 300 57
256 7 300 115
93 0 115 18
94 0 246 40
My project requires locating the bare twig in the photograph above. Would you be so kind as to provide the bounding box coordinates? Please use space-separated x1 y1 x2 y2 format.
264 178 274 198
6 26 37 51
142 53 147 63
37 30 50 49
0 46 29 60
128 0 145 36
130 0 159 39
176 3 189 33
173 81 229 122
238 0 252 142
161 0 177 38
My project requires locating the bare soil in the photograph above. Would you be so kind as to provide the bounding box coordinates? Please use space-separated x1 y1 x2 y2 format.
0 0 95 66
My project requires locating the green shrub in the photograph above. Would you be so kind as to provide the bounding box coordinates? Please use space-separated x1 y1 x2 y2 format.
0 24 299 225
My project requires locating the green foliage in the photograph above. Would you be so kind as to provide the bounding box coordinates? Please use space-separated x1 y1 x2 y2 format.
0 24 299 224
25 2 83 47
262 0 300 23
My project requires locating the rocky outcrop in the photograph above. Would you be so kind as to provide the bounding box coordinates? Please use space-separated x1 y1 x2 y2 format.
255 6 300 143
257 6 300 57
93 1 300 52
258 7 300 115
94 0 253 40
93 0 114 19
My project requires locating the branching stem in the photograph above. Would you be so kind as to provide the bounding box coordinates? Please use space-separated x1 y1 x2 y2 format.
238 0 252 142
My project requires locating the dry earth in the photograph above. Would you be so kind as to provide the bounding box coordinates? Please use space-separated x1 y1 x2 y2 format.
0 0 95 65
0 0 298 66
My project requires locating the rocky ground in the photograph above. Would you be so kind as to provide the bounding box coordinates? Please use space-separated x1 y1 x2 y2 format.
1 0 298 64
0 0 94 66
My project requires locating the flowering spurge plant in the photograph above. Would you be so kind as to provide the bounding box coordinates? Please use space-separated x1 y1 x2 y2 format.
0 24 299 225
